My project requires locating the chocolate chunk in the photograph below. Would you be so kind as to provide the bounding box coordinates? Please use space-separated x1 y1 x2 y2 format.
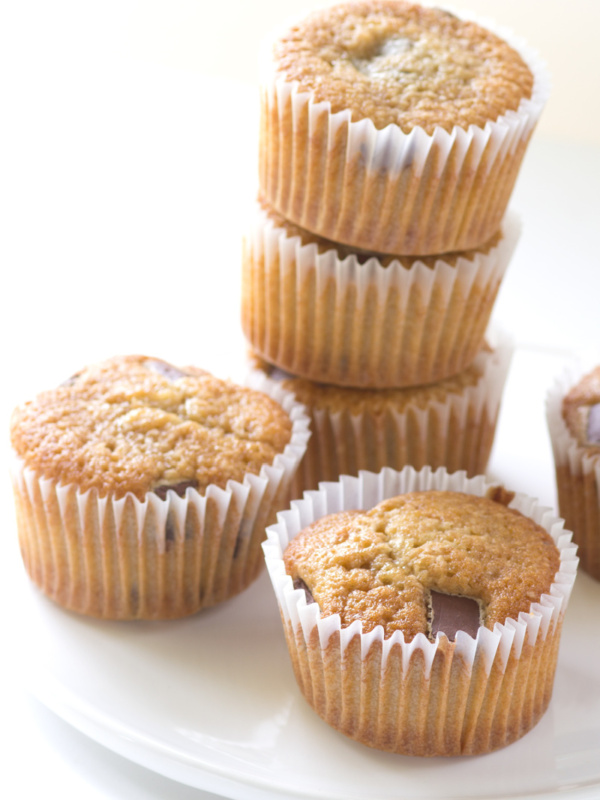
60 371 83 387
429 590 481 641
293 577 315 605
587 403 600 444
433 7 458 19
144 358 189 381
486 485 516 507
153 479 199 500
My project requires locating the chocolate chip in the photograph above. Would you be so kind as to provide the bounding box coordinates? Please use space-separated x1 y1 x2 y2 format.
153 479 199 500
486 486 516 507
587 403 600 444
144 358 189 381
433 8 458 19
60 371 82 387
429 590 481 641
293 577 315 605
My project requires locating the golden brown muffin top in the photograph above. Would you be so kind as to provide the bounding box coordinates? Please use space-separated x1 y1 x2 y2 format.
258 196 502 267
271 0 534 134
10 355 293 501
283 490 559 641
562 366 600 456
251 345 490 415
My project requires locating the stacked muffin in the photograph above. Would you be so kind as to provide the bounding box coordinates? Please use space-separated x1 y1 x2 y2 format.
242 0 548 493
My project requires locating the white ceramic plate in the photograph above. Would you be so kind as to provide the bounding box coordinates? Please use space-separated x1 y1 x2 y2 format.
12 347 600 800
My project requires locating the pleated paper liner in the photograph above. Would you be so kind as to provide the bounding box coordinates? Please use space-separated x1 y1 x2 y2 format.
242 198 519 387
262 467 578 756
250 325 513 496
547 368 600 581
10 372 311 620
258 17 549 256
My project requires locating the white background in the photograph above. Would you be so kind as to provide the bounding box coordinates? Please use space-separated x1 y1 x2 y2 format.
1 1 600 798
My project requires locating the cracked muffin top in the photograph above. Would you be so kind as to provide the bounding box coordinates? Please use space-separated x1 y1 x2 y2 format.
562 366 600 456
270 0 534 134
283 490 560 641
10 355 293 500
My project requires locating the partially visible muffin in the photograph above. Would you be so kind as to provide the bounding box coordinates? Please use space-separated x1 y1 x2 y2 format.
250 328 512 495
10 355 310 618
242 198 519 387
259 0 548 254
561 367 600 455
547 365 600 580
263 468 578 757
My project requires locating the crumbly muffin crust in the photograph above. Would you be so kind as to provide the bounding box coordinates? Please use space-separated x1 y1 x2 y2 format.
258 197 502 268
562 366 600 455
10 355 293 500
284 491 559 640
272 0 533 134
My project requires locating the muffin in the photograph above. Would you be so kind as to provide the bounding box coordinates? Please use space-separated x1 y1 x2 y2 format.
259 0 548 255
263 467 577 756
9 355 310 619
242 198 519 387
250 326 512 495
547 365 600 580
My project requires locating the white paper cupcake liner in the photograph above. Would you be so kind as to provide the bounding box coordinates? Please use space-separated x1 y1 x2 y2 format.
547 368 600 580
251 326 513 496
262 466 577 756
242 200 519 387
258 14 549 255
10 372 311 619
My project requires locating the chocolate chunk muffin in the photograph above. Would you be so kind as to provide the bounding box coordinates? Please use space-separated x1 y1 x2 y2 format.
283 491 559 642
547 365 600 580
10 355 310 619
263 467 577 756
259 0 548 255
